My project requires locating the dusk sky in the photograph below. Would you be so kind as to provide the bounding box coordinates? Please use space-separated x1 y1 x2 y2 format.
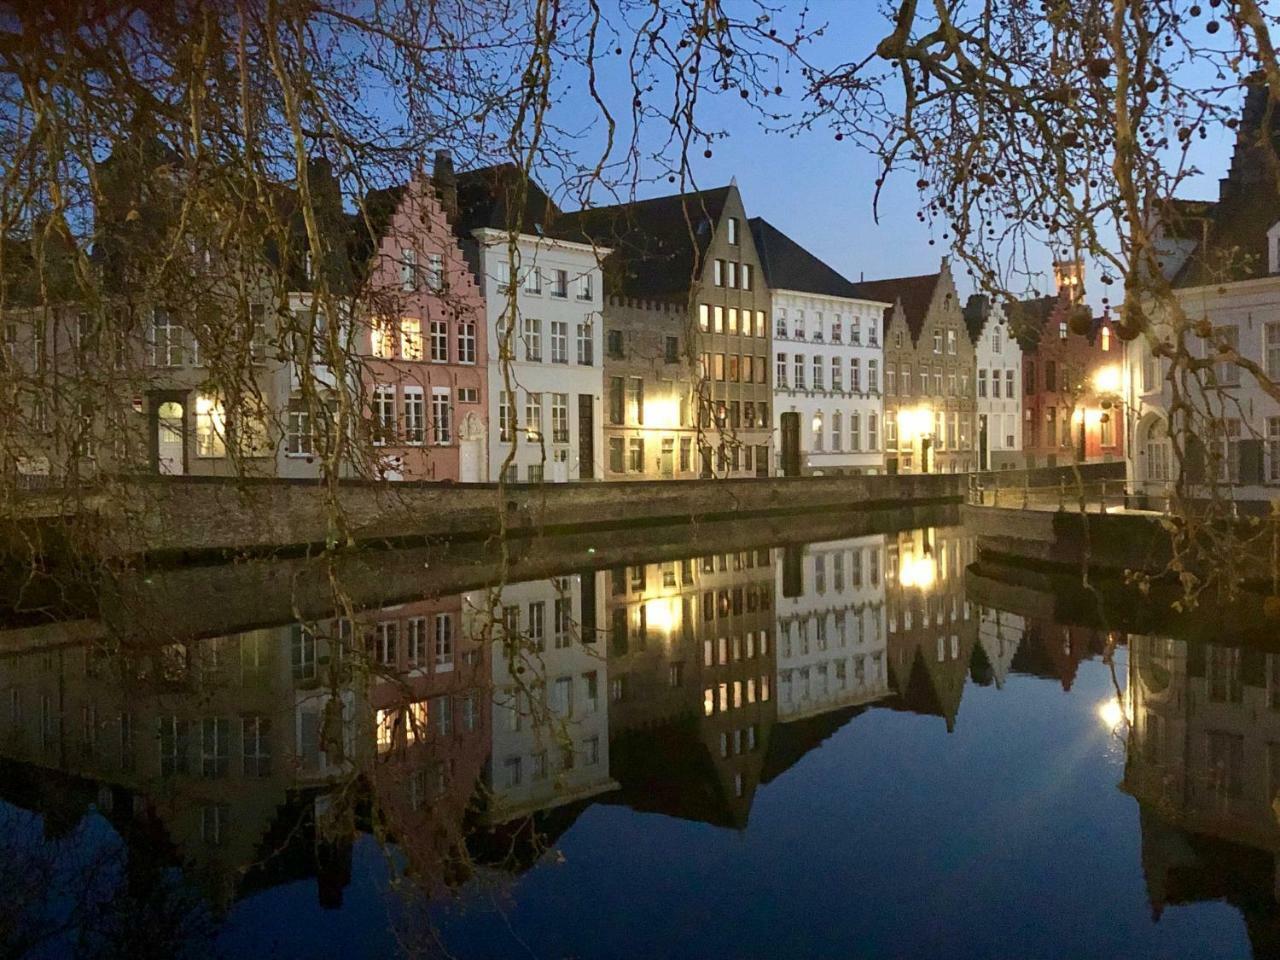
549 1 1241 306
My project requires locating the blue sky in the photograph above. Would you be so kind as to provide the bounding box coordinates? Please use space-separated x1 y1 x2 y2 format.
542 0 1240 302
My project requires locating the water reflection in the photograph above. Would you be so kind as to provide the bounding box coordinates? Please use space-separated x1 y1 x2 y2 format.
2 522 1278 957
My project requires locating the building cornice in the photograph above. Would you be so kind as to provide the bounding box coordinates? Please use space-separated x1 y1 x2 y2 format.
470 227 612 257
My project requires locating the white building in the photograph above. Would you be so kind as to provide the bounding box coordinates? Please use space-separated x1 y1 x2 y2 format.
750 219 889 476
775 536 889 721
469 572 617 822
965 295 1024 471
446 163 607 483
975 606 1025 690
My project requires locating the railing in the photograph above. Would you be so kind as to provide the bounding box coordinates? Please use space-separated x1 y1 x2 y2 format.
966 475 1138 512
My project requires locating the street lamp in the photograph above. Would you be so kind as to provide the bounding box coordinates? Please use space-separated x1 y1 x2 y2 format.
899 404 936 474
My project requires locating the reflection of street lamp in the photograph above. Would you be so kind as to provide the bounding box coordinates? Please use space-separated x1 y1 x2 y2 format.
899 528 937 590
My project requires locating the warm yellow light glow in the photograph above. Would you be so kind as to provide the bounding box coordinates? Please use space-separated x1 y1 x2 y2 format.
1072 407 1085 426
1093 364 1121 394
646 395 682 430
645 597 681 637
1098 696 1125 731
899 551 937 590
898 405 935 440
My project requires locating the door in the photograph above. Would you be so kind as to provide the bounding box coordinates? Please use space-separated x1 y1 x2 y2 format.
978 414 989 471
460 437 482 482
660 438 675 478
780 412 801 477
577 394 595 480
157 401 185 475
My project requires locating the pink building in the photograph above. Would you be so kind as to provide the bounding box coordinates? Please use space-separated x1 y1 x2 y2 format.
363 172 488 481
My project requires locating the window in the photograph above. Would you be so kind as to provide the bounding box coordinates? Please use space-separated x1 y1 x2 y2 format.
426 253 444 291
933 330 942 354
1213 326 1240 386
523 265 542 294
832 411 843 450
1267 323 1280 380
523 317 542 361
404 387 425 443
609 437 625 473
458 321 476 363
551 321 569 363
457 387 479 404
431 388 452 443
700 304 711 332
680 438 693 472
727 261 738 288
851 358 861 393
629 437 645 473
795 311 806 338
715 259 725 286
990 370 1001 399
524 392 542 440
728 307 739 334
372 385 395 444
577 272 594 301
577 321 594 365
978 369 988 398
794 354 805 389
242 716 271 777
868 413 878 450
868 359 878 393
433 613 454 668
194 394 226 457
372 317 396 358
777 353 788 387
424 319 444 361
606 329 624 359
1269 418 1280 482
609 378 624 425
832 357 843 391
714 306 724 333
553 269 568 298
627 377 645 424
946 329 957 354
286 397 313 456
151 310 185 366
158 717 187 776
555 596 572 648
742 263 752 290
201 717 230 778
714 353 726 380
813 355 824 390
813 412 824 451
1006 369 1015 398
727 216 739 244
551 393 569 443
401 247 417 290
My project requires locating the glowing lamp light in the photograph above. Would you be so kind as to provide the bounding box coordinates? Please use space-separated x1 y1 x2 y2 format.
899 405 934 440
645 597 681 638
646 396 682 430
1093 364 1122 394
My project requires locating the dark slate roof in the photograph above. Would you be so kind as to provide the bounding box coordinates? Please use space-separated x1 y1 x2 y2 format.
748 217 867 299
1007 294 1059 353
855 272 941 341
963 293 991 345
451 163 565 239
558 186 732 298
1174 77 1280 286
758 704 868 785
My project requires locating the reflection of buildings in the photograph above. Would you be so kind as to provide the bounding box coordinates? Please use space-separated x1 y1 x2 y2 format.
472 572 615 822
972 605 1024 689
1126 634 1280 953
1010 621 1111 692
880 527 978 731
776 536 889 720
603 548 777 828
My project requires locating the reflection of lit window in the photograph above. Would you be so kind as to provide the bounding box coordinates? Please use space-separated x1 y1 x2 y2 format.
376 708 398 753
704 687 714 717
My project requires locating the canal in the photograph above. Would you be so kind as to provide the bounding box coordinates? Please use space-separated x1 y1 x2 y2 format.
0 516 1271 959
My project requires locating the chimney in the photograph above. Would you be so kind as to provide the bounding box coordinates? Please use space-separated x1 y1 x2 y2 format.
433 149 458 224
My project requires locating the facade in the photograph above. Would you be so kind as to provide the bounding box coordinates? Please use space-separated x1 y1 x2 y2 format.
359 175 488 481
1013 263 1125 470
751 218 888 476
563 183 774 479
775 536 889 721
1123 83 1280 502
965 295 1024 471
447 161 606 483
860 261 977 474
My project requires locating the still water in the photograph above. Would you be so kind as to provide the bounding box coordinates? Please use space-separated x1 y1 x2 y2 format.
0 516 1271 959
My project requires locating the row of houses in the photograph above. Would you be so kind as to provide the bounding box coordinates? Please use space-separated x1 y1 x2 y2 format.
5 148 1130 487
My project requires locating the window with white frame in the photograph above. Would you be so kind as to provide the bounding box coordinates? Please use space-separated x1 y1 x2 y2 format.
286 397 313 455
408 617 427 666
426 254 444 291
525 392 542 440
555 596 572 647
577 272 594 300
400 248 416 290
1267 323 1280 381
434 613 453 668
404 387 425 443
373 385 396 444
576 321 594 365
431 387 452 444
812 411 824 451
551 321 568 363
523 265 542 294
552 392 569 443
851 411 861 451
978 369 988 398
868 359 878 393
458 321 476 363
794 354 805 389
868 413 878 450
422 319 443 361
1213 326 1240 386
523 317 542 361
151 310 185 366
813 355 824 390
552 269 568 298
832 356 843 391
851 357 861 393
832 411 843 450
499 390 515 441
777 353 788 387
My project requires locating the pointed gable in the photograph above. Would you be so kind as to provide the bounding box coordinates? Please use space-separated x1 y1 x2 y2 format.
747 217 862 297
855 271 943 342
